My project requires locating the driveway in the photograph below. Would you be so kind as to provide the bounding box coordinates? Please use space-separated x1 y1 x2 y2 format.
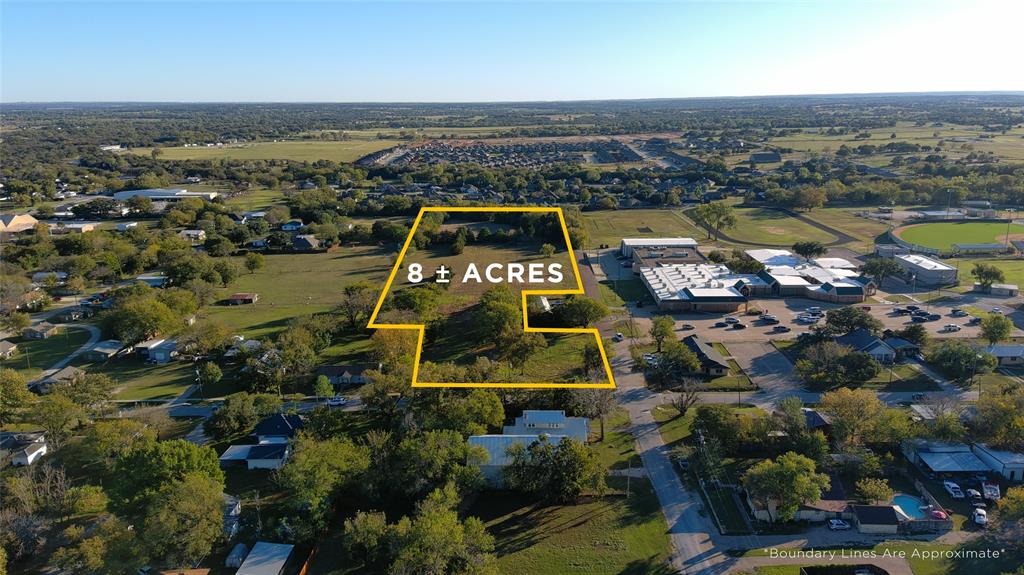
28 322 102 384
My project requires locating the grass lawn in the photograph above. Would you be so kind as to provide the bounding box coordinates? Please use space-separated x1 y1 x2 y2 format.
82 356 198 400
222 186 286 212
866 363 939 392
581 209 706 248
698 482 750 534
896 222 1024 251
133 139 402 163
1 327 91 380
469 477 675 575
723 207 836 245
599 279 653 305
205 246 395 339
949 257 1024 289
812 207 891 250
589 408 641 470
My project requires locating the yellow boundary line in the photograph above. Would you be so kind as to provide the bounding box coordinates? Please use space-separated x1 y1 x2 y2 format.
366 206 616 389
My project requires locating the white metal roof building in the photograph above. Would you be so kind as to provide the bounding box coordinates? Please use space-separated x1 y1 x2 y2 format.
112 188 219 201
811 257 857 269
503 410 589 441
894 254 958 286
639 264 753 311
620 238 698 257
745 249 802 267
236 541 294 575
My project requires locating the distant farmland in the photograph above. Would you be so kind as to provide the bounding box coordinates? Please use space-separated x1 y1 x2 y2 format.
132 139 401 163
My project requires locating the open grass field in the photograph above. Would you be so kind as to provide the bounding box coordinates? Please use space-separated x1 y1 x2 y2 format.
132 139 402 163
205 246 395 339
811 207 891 246
726 207 836 245
81 356 198 400
222 187 286 211
948 256 1024 288
1 327 91 380
469 477 674 575
581 209 706 248
589 408 642 470
896 221 1024 251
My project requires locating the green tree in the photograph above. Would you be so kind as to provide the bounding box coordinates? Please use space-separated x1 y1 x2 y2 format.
818 388 884 447
177 319 231 355
972 262 1005 289
540 243 556 258
856 477 894 503
314 375 334 401
276 435 371 539
981 313 1013 345
30 393 84 448
1 312 31 333
79 419 158 471
894 323 929 346
691 202 737 240
824 306 882 335
927 340 996 381
504 436 606 504
0 368 32 426
203 392 282 441
860 257 902 286
792 241 827 261
109 440 224 516
340 281 377 329
197 362 222 388
554 295 608 327
743 452 830 522
102 298 179 346
142 473 224 567
649 315 675 353
244 251 265 274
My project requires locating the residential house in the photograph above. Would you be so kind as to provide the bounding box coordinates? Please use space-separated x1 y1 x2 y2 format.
681 335 730 376
502 410 589 441
83 340 126 361
33 366 85 392
149 339 179 363
835 328 896 364
136 338 167 359
116 222 139 232
0 213 39 238
55 308 86 322
971 444 1024 482
280 220 304 232
236 542 294 575
227 293 259 305
248 238 269 250
32 271 68 284
749 472 848 523
0 340 18 360
137 273 170 288
315 363 380 387
851 505 902 534
178 229 207 243
48 221 98 234
0 431 47 466
23 322 58 339
883 337 921 360
253 413 304 444
469 434 557 485
986 344 1024 366
292 234 320 251
802 408 833 435
219 444 291 470
225 338 262 358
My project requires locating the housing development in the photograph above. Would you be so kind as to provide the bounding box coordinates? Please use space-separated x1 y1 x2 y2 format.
3 2 1024 575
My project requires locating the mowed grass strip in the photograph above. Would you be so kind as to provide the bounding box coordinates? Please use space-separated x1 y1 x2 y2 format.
470 477 674 575
726 207 835 245
582 209 706 248
205 246 395 339
897 221 1024 251
132 139 402 163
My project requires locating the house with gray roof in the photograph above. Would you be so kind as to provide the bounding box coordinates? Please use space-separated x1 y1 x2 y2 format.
681 334 730 376
835 328 895 364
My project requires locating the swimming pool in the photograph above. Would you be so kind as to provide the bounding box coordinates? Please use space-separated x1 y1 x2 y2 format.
892 493 928 519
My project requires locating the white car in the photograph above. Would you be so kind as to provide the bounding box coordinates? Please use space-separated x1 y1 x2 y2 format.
828 519 852 531
991 307 1003 315
326 396 347 407
724 317 741 324
944 480 965 499
973 508 988 526
943 324 961 332
806 307 822 314
612 332 625 342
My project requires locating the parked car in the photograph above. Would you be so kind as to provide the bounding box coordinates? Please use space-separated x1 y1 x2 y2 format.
992 307 1002 314
714 321 729 328
724 317 741 324
968 316 982 324
951 308 968 317
912 393 926 401
943 324 961 332
772 325 792 333
762 315 780 324
612 332 625 342
973 508 988 526
806 307 822 314
966 488 983 500
906 305 920 311
944 481 965 499
681 324 695 330
893 308 910 315
326 396 347 407
732 323 747 330
828 519 852 531
928 314 941 321
911 316 928 323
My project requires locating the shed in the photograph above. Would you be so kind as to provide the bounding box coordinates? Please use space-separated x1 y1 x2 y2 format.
84 340 125 361
227 293 259 305
851 505 901 534
0 340 18 359
24 322 58 339
972 444 1024 482
149 339 178 363
236 541 294 575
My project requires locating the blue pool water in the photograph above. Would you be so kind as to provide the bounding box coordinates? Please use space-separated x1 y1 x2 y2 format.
892 493 928 519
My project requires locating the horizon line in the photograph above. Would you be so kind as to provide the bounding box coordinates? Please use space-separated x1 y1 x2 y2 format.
4 90 1024 106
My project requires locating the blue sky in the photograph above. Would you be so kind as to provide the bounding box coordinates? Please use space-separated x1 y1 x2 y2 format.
2 1 1021 102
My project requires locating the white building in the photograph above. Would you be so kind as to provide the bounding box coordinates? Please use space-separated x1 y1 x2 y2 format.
620 238 698 258
894 254 958 286
639 263 757 311
972 444 1024 482
112 188 219 201
502 410 589 441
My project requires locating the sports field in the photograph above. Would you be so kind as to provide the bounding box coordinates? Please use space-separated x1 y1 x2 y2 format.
726 207 835 245
581 209 704 247
895 221 1024 251
133 139 401 163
